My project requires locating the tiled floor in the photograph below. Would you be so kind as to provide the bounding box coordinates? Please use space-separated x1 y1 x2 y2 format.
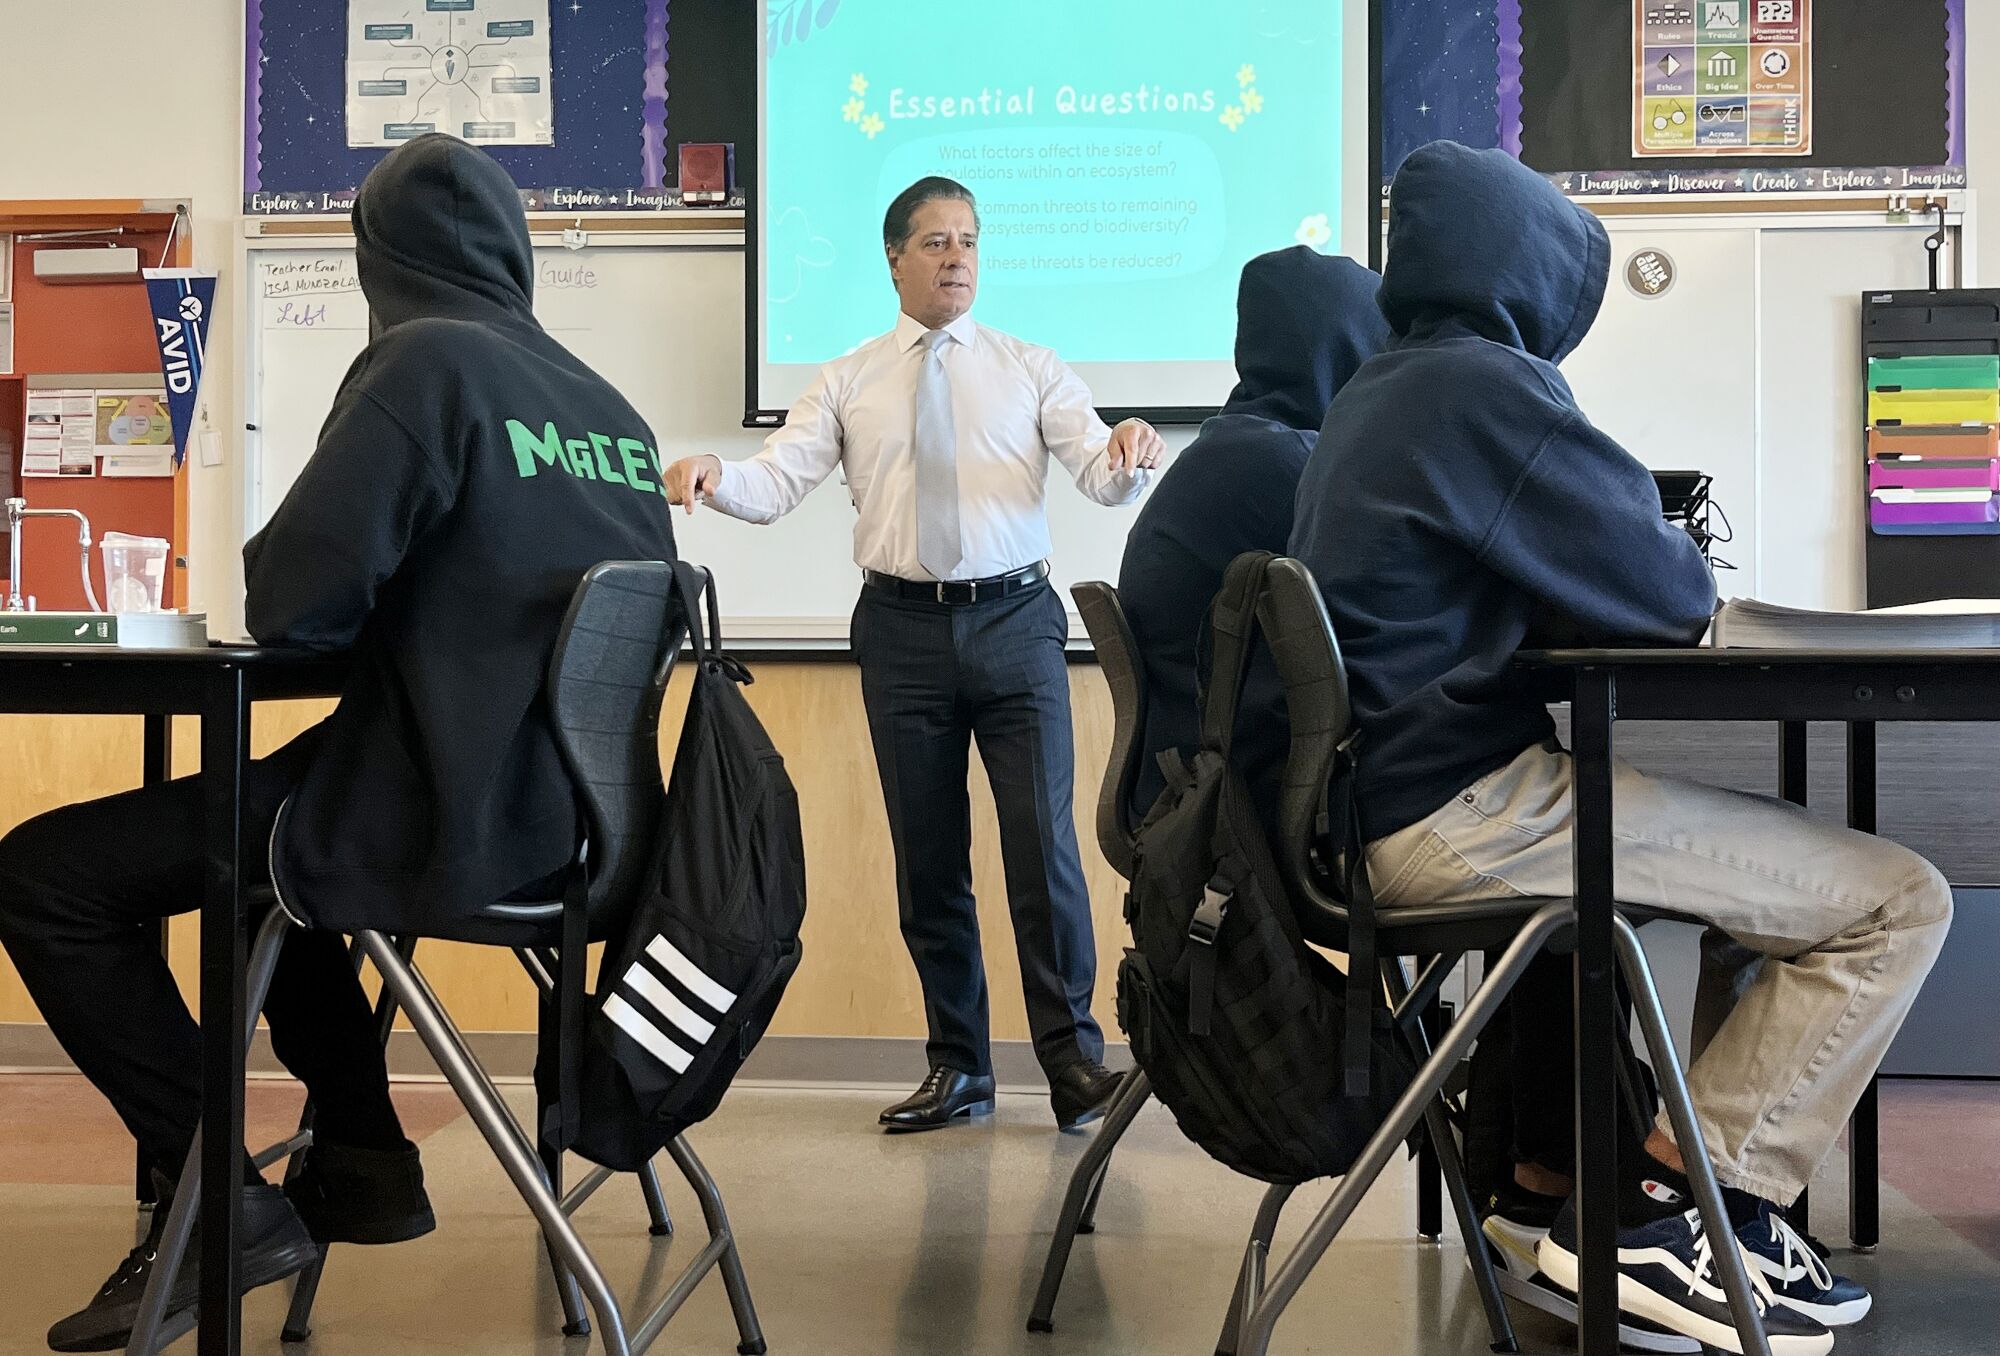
0 1075 1995 1355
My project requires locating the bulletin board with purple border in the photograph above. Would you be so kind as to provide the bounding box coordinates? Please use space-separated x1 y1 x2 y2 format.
244 0 752 214
1382 0 1965 197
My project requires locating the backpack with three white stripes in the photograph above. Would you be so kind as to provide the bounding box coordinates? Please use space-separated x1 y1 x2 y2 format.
570 563 808 1171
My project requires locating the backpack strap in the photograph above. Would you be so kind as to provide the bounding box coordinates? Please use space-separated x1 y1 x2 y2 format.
671 561 752 685
1184 862 1241 1038
540 859 590 1153
1329 735 1384 1097
1198 551 1276 757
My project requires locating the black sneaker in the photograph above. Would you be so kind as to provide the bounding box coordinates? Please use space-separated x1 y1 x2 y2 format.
1537 1196 1834 1356
1480 1211 1700 1353
284 1140 437 1246
47 1177 319 1353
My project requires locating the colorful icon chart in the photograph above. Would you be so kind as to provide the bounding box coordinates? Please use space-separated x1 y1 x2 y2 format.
1634 0 1811 157
1867 356 2000 535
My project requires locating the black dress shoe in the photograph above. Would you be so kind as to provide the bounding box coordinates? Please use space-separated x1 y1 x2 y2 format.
879 1066 997 1132
284 1139 437 1246
1050 1061 1125 1132
48 1173 320 1352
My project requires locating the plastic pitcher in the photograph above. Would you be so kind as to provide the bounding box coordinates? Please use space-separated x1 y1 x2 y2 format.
101 533 170 613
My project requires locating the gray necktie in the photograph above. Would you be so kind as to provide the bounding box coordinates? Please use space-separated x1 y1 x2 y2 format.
914 328 963 580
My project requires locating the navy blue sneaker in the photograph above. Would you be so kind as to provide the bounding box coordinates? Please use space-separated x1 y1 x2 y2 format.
1480 1211 1700 1353
1738 1199 1872 1327
1537 1195 1834 1356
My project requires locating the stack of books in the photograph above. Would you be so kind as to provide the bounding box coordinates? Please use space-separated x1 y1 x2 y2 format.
1710 597 2000 650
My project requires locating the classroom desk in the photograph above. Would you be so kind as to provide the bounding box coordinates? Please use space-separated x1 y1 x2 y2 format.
1517 646 2000 1356
0 644 346 1356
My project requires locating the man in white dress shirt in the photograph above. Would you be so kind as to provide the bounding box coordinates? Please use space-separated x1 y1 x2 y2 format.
664 176 1162 1132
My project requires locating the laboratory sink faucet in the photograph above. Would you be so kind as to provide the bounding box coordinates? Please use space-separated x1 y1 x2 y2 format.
5 497 96 613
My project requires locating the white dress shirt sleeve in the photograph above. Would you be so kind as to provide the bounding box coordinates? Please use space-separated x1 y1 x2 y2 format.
1034 349 1148 506
707 368 845 525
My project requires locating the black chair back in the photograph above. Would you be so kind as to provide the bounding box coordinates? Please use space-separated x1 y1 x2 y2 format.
545 560 691 924
1255 556 1358 943
1072 582 1150 880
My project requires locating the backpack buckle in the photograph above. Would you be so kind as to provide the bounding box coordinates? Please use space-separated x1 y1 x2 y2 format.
1188 886 1230 946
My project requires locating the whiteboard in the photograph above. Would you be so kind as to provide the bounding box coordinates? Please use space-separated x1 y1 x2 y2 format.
242 239 1170 645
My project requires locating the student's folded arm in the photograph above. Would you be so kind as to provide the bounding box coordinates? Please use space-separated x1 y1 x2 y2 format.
707 371 845 524
243 389 454 651
1039 351 1145 505
1477 413 1717 646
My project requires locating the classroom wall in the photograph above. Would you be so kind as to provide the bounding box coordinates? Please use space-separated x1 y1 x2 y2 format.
1 4 1996 1048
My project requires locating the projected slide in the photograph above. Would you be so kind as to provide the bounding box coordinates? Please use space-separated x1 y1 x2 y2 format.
756 1 1348 413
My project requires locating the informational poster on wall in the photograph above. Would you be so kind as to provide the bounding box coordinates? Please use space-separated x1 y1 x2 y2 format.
1633 1 1812 158
344 0 554 148
1385 0 1960 196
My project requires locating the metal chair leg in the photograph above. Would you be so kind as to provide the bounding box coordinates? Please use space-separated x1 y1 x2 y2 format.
1613 918 1772 1356
541 1140 593 1336
126 909 296 1356
638 1160 675 1237
356 932 633 1356
1234 903 1570 1356
1415 992 1446 1241
1384 961 1518 1353
1215 1184 1295 1356
1026 1067 1153 1332
666 1135 767 1356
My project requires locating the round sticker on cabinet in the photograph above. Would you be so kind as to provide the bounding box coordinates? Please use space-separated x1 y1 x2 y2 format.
1625 249 1677 299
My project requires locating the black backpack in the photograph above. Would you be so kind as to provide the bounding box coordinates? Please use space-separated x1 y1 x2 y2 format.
1116 552 1409 1186
564 563 808 1171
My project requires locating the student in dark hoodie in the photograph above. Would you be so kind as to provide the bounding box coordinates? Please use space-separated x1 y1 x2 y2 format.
1118 246 1387 832
1121 248 1659 1347
1290 142 1949 1355
0 135 678 1351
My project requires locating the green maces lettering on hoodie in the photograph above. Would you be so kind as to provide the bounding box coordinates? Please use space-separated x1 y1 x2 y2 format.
589 433 625 485
506 419 665 500
616 438 658 493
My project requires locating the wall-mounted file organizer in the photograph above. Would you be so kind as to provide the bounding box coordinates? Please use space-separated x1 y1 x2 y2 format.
1863 291 2000 606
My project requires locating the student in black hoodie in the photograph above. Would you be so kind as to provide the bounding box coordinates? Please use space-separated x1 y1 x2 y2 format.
1118 246 1388 832
0 135 678 1351
1290 142 1949 1355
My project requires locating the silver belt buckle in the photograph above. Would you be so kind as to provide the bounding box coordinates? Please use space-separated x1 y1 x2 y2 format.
935 581 946 603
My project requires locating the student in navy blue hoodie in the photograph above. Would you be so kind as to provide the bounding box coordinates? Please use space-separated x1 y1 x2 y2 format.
1291 142 1950 1355
1118 246 1388 833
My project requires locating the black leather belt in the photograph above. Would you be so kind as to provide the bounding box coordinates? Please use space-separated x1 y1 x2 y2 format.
863 561 1049 606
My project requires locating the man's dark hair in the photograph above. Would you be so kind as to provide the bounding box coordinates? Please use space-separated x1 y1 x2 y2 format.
883 177 979 252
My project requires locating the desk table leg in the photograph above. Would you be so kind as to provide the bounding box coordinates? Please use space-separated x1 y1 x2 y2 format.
137 714 173 1208
1571 670 1620 1356
197 671 249 1356
1847 721 1881 1252
1778 721 1811 1236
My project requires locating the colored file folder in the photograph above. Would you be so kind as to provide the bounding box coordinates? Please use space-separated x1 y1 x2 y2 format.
1868 425 2000 462
1869 461 1999 491
1868 354 2000 392
1869 388 2000 426
1870 494 1997 527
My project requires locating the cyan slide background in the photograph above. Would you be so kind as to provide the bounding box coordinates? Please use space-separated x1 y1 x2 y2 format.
763 0 1344 368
